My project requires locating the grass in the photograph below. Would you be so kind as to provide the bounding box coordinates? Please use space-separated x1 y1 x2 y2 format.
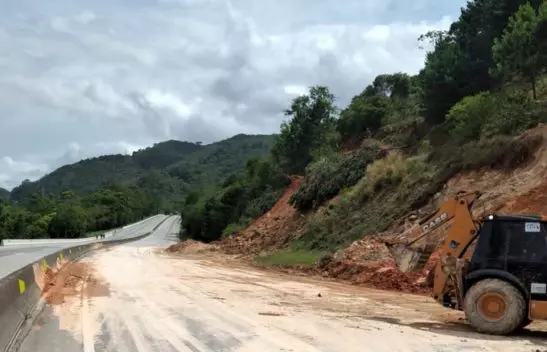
254 249 325 266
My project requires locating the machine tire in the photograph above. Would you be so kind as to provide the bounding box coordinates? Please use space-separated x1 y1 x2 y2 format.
518 318 532 330
464 278 526 335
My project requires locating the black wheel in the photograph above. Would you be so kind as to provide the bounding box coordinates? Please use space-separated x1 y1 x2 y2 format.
463 278 526 335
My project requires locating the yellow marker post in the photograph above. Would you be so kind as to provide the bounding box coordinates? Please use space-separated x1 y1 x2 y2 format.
59 252 64 261
18 279 26 294
41 259 48 271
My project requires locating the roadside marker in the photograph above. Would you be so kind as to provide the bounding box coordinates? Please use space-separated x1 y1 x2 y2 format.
18 279 26 294
60 252 64 261
41 259 48 271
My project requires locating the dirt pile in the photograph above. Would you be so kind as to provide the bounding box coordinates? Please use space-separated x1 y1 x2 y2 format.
41 262 110 305
221 176 307 256
312 236 435 294
165 239 220 254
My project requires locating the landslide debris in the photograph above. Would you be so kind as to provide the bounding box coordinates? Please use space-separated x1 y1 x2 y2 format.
220 176 307 256
40 262 110 305
169 124 547 296
165 239 220 254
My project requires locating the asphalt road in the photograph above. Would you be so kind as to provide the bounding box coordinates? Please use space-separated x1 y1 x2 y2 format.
0 215 167 279
13 215 547 352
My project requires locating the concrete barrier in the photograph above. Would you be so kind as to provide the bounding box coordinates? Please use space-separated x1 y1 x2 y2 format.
0 238 93 246
122 214 162 230
0 215 164 247
0 243 96 351
0 215 171 351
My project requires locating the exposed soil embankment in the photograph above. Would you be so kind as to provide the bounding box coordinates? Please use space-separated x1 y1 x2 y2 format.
220 176 307 256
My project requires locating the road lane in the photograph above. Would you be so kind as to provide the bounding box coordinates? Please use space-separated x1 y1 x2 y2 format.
14 215 547 352
0 215 167 279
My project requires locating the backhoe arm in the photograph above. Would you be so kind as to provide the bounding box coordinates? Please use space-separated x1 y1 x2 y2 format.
431 192 482 308
384 191 481 272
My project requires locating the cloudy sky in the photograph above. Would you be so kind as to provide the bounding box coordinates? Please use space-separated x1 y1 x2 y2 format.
0 0 465 190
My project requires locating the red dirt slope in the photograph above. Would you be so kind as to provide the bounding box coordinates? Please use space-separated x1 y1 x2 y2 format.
221 176 306 255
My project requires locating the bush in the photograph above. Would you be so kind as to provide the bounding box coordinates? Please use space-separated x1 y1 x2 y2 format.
481 90 536 137
446 92 495 142
429 133 543 179
289 145 386 211
337 95 390 144
447 90 537 143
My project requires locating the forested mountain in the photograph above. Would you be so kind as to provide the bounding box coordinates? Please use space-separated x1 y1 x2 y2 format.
0 188 9 201
10 134 274 204
0 134 274 241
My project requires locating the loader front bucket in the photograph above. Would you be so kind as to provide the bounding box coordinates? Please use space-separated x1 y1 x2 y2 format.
385 242 431 273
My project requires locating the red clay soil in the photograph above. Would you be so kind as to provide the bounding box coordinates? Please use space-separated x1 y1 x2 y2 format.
313 235 438 294
498 182 547 215
166 239 220 254
220 176 307 256
40 262 110 305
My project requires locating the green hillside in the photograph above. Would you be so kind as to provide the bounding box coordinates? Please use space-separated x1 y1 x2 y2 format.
10 134 275 206
0 188 9 201
0 134 274 241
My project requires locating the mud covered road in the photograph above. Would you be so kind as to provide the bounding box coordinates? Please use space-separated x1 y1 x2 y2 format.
13 219 547 352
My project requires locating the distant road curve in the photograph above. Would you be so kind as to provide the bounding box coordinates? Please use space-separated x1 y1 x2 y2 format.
0 214 168 280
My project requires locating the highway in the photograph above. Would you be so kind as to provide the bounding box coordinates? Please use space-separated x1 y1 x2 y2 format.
12 215 546 352
0 215 167 279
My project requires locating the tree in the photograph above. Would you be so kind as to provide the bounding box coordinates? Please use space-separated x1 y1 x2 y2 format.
419 0 544 124
271 86 338 174
48 204 89 238
367 73 412 99
492 2 547 100
337 94 389 143
418 30 466 124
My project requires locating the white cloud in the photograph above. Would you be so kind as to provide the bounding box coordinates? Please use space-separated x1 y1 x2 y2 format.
284 85 308 96
0 0 466 190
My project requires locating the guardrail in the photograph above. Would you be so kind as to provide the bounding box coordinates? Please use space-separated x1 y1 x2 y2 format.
0 215 171 352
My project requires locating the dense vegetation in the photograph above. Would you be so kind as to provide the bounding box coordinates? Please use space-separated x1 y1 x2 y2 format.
180 0 547 255
0 134 273 240
0 188 8 201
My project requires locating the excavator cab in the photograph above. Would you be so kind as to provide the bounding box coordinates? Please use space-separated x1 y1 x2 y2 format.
460 214 547 335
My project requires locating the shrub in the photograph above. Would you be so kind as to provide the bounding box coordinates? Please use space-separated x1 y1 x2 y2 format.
289 145 386 211
352 152 433 201
446 92 496 143
447 90 537 144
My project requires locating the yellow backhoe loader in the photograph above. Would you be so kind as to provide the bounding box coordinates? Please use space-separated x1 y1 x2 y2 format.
384 190 547 335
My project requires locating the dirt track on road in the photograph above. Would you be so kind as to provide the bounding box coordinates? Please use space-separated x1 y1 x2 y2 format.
17 244 547 352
